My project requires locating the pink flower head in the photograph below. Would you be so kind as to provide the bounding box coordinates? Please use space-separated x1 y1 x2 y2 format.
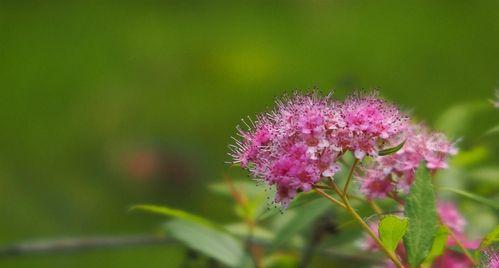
230 91 407 206
358 123 457 199
484 249 499 268
437 201 466 234
342 92 409 159
230 93 341 206
432 249 474 268
359 169 394 199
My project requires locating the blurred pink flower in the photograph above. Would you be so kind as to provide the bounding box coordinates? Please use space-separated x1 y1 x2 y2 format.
437 201 466 234
484 249 499 268
432 249 473 268
359 169 394 199
360 221 380 251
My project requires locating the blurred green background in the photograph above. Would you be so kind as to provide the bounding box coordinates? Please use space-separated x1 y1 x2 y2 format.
0 1 498 267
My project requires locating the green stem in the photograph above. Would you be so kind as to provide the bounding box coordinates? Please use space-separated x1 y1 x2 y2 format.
343 158 359 195
328 181 404 268
314 188 347 209
444 223 477 266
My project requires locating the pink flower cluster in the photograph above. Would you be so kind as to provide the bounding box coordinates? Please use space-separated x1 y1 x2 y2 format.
363 201 477 268
434 202 478 268
230 92 408 206
485 250 499 268
359 124 457 199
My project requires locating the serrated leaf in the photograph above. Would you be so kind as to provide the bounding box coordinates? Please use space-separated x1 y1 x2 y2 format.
480 225 499 249
403 164 438 268
439 187 499 211
424 226 449 265
270 199 329 250
378 140 406 156
164 219 244 267
130 204 215 228
379 215 408 253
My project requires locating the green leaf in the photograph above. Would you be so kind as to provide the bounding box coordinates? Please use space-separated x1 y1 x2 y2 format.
423 226 449 265
483 124 499 136
164 219 244 267
403 164 438 268
257 191 321 220
439 187 499 211
435 102 486 137
270 199 329 250
480 225 499 249
224 223 275 241
130 204 215 228
208 180 263 198
378 140 406 156
379 215 408 253
450 146 489 167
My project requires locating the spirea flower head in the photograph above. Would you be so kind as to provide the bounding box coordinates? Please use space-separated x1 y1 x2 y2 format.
230 91 408 207
437 201 466 234
358 123 458 199
342 92 409 159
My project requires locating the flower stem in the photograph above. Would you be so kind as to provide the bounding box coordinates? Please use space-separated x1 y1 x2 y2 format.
314 188 347 209
343 158 359 195
328 181 404 268
368 199 383 215
444 223 477 266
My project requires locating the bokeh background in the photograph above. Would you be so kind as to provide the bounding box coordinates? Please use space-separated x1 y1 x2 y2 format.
0 1 498 267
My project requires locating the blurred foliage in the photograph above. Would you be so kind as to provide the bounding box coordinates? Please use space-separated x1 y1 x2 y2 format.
0 0 498 267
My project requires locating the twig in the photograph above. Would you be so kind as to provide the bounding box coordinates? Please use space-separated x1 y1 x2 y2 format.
368 200 383 215
443 223 478 266
0 233 382 264
298 216 337 268
0 235 173 257
314 188 346 209
225 174 263 268
328 181 404 268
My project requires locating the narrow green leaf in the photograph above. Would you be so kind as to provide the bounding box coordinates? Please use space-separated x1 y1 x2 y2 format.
480 225 499 249
258 191 321 220
208 180 263 198
224 223 275 241
483 124 499 136
423 226 449 265
378 140 406 156
164 219 244 267
130 204 215 228
270 199 329 250
403 164 438 268
439 187 499 211
379 215 408 253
